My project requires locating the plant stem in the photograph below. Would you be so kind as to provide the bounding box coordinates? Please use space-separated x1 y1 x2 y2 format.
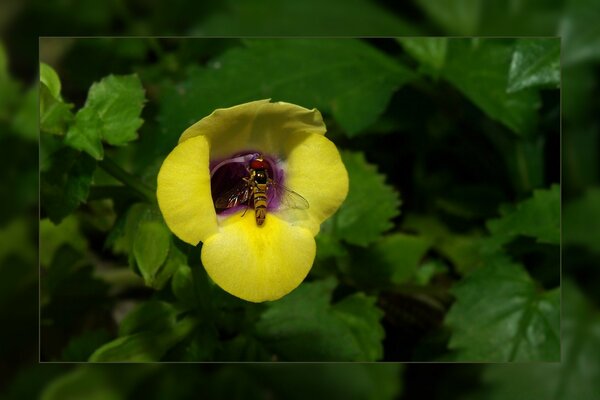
98 157 156 203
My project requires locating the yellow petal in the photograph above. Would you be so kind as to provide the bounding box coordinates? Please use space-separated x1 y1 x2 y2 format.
157 135 218 245
201 211 316 302
179 99 327 159
277 132 349 235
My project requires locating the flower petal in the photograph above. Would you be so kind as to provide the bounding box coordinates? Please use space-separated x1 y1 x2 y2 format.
157 135 218 245
179 99 327 159
277 132 349 235
201 211 316 302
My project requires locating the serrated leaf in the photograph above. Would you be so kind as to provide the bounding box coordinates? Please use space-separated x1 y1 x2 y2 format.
475 281 600 400
65 74 145 159
563 187 600 252
486 184 560 249
332 151 400 246
160 39 413 138
507 39 560 93
41 147 96 224
65 106 104 160
331 294 385 361
442 39 541 135
398 37 448 72
132 212 171 287
445 259 560 361
83 74 145 145
255 279 384 361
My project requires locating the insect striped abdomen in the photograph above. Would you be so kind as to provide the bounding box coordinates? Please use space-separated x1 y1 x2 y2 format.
254 183 267 225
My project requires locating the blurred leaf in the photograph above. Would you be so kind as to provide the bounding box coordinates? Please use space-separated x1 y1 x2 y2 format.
172 262 212 312
91 301 196 362
256 279 384 361
160 39 413 138
507 38 560 93
41 147 96 224
446 259 559 361
398 37 448 73
443 39 541 135
414 0 481 35
342 233 432 288
563 187 600 252
486 184 560 250
475 281 600 399
39 216 87 267
332 151 401 246
60 329 111 362
133 211 171 287
0 41 21 122
195 0 420 35
561 0 600 66
65 74 146 159
12 85 38 140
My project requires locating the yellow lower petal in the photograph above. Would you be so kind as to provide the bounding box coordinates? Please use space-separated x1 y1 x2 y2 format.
157 135 218 245
277 132 349 235
201 211 316 302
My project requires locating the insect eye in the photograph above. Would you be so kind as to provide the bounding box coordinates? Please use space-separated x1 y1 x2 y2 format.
250 159 266 169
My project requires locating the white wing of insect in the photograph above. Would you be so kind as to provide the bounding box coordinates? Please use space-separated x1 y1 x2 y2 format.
214 180 252 210
267 181 309 210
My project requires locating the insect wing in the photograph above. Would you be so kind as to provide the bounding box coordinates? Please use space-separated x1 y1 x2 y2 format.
268 182 309 210
214 181 251 209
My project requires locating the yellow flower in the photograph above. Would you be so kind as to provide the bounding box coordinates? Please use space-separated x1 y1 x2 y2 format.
157 100 348 302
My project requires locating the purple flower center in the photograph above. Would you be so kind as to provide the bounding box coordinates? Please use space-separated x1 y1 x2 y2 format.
210 151 284 215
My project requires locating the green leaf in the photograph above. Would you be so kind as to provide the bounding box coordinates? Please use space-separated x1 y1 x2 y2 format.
83 74 145 145
41 147 96 224
160 39 413 137
561 0 600 66
414 0 482 35
563 187 600 252
65 74 146 159
12 85 39 141
403 214 484 275
40 62 62 99
398 37 448 73
475 281 600 399
40 83 74 136
90 301 196 362
507 39 560 93
39 216 87 268
65 107 105 160
341 233 431 288
132 210 171 288
486 184 560 250
331 151 400 246
172 262 212 311
445 259 560 361
331 294 385 361
195 0 420 35
442 39 541 135
255 279 384 361
60 329 111 362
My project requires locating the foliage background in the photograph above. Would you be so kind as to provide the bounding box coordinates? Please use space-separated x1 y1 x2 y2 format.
0 0 598 398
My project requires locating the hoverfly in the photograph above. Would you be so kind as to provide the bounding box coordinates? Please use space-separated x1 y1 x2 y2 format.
213 155 309 226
